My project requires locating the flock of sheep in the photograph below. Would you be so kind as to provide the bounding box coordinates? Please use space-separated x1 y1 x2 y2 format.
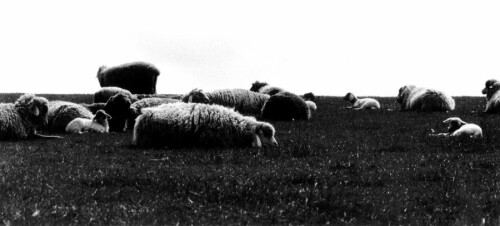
0 61 497 148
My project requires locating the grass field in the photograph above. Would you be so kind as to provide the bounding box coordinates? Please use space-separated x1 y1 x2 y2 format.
1 93 500 225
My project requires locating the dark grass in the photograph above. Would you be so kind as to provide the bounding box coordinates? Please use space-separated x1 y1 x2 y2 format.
1 94 500 225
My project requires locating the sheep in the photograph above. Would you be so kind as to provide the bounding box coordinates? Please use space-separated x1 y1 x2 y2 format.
303 92 316 101
305 100 317 111
250 81 285 96
97 61 160 94
132 102 278 149
343 92 380 110
431 117 483 138
127 97 180 130
65 110 112 134
484 81 500 113
396 85 455 112
261 91 311 121
0 94 62 140
181 88 270 116
80 93 134 132
482 79 498 100
45 101 94 133
93 86 137 103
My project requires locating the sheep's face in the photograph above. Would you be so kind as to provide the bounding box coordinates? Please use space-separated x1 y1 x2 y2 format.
485 82 500 100
303 92 315 101
483 79 498 94
253 123 278 148
396 86 414 106
443 117 466 133
15 94 49 128
94 110 112 124
250 81 268 92
182 89 210 103
343 92 356 102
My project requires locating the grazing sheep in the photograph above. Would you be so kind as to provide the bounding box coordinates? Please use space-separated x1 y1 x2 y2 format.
45 101 94 133
81 93 134 132
127 97 180 130
0 94 61 140
97 61 160 94
396 85 455 112
482 79 498 100
343 92 380 110
250 81 285 96
65 110 112 134
181 88 270 116
484 82 500 113
93 86 137 103
261 91 311 121
132 102 278 149
303 92 316 101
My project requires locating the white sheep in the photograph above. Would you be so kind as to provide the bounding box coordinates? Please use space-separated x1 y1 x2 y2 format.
0 94 61 140
65 110 112 134
132 102 278 149
484 81 500 113
397 85 455 112
433 117 483 138
181 88 270 116
305 100 317 111
343 92 380 110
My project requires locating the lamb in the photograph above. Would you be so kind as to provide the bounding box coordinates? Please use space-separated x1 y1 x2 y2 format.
482 79 499 100
132 102 278 149
181 88 270 116
0 94 62 140
83 93 133 132
343 92 380 110
431 117 483 138
65 110 112 134
97 61 160 94
44 101 94 133
261 91 311 121
127 97 180 130
396 85 455 112
250 81 285 96
484 81 500 113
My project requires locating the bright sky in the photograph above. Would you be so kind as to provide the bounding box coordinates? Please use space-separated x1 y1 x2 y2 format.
0 1 499 96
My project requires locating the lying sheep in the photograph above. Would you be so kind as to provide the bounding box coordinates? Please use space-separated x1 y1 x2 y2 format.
93 86 137 103
343 92 380 110
127 97 180 130
181 88 270 116
133 102 278 149
45 101 95 133
250 81 285 96
65 110 112 134
86 93 133 132
430 117 483 138
261 91 311 121
0 94 61 140
482 79 499 100
397 85 455 112
97 61 160 94
484 81 500 113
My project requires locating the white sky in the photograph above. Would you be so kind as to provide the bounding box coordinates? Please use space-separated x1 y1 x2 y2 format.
0 1 499 96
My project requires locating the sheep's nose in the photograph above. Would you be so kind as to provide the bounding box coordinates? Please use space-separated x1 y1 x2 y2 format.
271 138 278 146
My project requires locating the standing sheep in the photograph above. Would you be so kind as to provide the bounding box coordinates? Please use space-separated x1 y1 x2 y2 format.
181 88 270 116
250 81 285 96
97 61 160 94
397 85 455 112
261 91 311 121
482 79 498 100
65 110 112 134
132 102 278 149
127 97 180 130
344 92 380 110
484 81 500 113
0 94 61 140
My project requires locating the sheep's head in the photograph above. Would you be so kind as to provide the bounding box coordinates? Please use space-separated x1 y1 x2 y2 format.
252 122 278 148
93 110 112 124
182 88 210 104
482 79 498 95
396 85 415 106
343 92 357 103
250 81 268 92
443 117 466 133
484 80 500 100
15 94 49 128
303 92 316 101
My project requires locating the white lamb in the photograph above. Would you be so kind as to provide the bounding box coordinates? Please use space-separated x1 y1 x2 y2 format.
343 92 380 110
65 110 112 134
431 117 482 138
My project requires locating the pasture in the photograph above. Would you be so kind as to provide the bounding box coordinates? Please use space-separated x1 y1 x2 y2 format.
1 93 500 225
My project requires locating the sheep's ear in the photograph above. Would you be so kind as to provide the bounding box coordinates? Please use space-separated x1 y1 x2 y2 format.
30 103 40 116
188 96 193 103
252 134 262 148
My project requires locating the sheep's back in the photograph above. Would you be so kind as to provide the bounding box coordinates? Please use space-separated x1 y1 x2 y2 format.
0 104 30 140
261 91 309 121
